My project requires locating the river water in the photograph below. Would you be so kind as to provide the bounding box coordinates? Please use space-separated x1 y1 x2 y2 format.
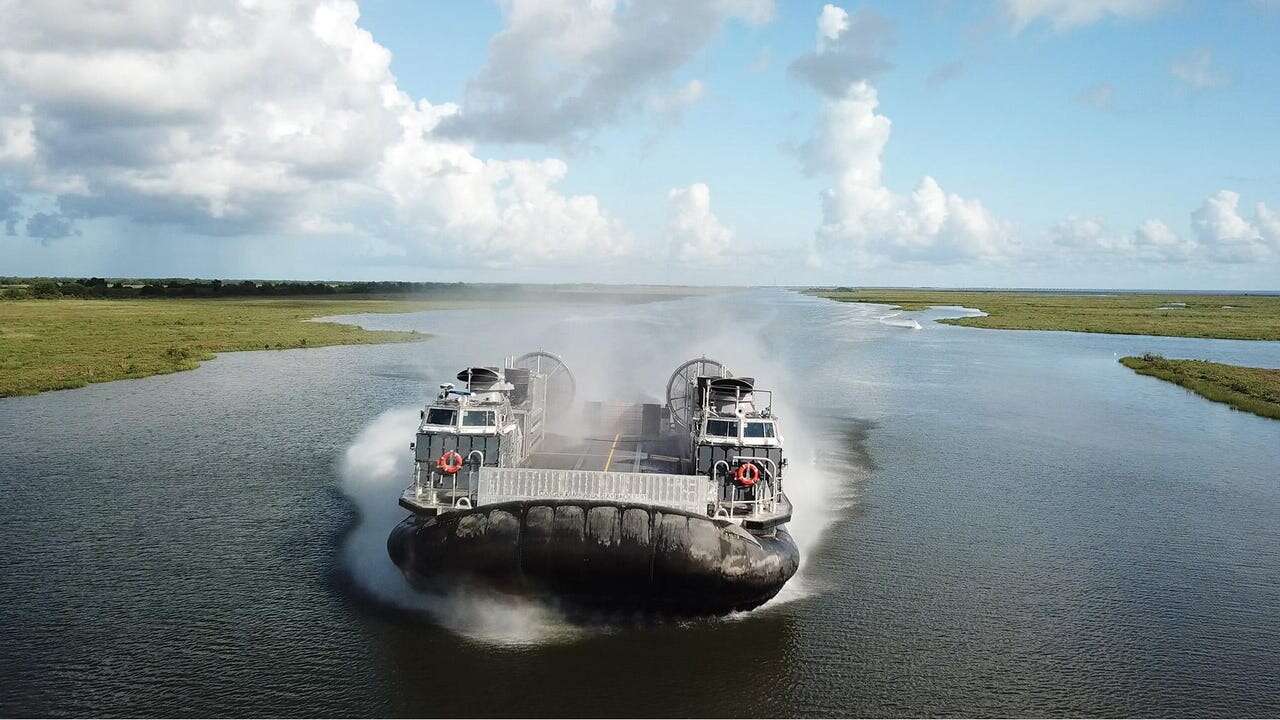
2 290 1279 717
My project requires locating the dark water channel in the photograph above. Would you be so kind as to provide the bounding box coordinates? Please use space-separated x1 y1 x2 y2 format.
2 291 1279 716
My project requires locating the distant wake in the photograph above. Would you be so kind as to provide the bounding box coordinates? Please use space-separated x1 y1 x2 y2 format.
877 311 923 330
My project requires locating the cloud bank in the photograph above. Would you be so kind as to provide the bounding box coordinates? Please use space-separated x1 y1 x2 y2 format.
666 183 733 263
1190 190 1280 263
1 0 1276 284
794 4 1278 278
794 6 1014 268
0 0 633 266
1045 192 1280 267
437 0 773 145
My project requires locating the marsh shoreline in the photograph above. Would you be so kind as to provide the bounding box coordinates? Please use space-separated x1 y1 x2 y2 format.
809 288 1280 341
1120 355 1280 420
810 288 1280 421
0 297 445 398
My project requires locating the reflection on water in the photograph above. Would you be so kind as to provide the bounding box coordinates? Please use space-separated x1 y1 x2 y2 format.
2 290 1279 716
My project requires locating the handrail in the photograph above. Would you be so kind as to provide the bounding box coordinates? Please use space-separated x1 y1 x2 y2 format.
410 448 486 510
734 454 779 514
733 454 778 481
707 455 783 521
410 447 785 525
711 459 731 484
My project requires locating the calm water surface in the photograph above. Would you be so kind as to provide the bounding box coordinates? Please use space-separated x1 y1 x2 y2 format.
2 291 1279 717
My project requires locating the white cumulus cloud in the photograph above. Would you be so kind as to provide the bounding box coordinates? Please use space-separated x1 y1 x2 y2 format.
1048 215 1196 262
1132 219 1197 261
1044 192 1280 266
817 4 850 47
800 77 1013 265
665 182 732 263
794 7 1014 267
0 0 628 265
790 5 893 97
1190 190 1277 263
1050 215 1127 252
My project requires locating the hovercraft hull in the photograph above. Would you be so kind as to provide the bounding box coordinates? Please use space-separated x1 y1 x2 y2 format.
387 500 799 615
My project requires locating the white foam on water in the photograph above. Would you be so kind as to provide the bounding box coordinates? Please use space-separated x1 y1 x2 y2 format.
877 312 923 330
339 407 583 646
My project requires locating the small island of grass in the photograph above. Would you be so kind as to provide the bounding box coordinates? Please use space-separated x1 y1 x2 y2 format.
1120 354 1280 420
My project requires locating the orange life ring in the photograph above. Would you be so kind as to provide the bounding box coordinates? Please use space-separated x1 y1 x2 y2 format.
734 462 760 487
436 450 464 475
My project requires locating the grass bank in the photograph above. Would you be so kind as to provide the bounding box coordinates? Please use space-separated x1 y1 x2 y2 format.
808 289 1280 341
1120 354 1280 420
0 297 458 397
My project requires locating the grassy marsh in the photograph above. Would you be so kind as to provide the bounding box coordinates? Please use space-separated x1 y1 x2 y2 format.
0 297 454 397
809 289 1280 341
1120 354 1280 420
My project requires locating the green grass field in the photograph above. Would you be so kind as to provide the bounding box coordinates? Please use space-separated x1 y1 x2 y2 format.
0 297 462 397
809 289 1280 341
1120 355 1280 420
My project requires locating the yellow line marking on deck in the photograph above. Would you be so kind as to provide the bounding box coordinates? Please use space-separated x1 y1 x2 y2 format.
603 432 621 472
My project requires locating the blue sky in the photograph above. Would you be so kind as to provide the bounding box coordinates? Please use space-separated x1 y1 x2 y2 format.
2 1 1279 288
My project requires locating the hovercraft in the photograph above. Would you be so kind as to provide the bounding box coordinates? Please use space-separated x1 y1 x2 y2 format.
386 353 799 615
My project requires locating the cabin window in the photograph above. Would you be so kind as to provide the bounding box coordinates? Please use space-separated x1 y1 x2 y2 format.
706 419 739 437
462 410 496 427
425 408 456 425
743 421 775 438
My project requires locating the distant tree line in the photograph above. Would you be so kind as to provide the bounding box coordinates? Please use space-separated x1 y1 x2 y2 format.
0 277 477 300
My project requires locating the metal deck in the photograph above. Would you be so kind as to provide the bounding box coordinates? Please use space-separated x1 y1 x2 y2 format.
523 431 682 475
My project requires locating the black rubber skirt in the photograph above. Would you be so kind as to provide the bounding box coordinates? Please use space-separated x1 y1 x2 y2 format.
387 501 799 615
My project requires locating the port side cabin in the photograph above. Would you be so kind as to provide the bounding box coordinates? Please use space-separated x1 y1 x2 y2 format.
412 366 540 472
689 376 785 482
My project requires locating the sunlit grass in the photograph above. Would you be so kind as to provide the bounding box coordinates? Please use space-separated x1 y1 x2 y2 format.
0 297 464 397
1120 354 1280 420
